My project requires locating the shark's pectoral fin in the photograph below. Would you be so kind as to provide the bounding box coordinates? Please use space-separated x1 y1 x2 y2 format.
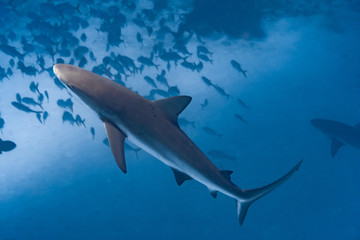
331 138 344 157
104 121 127 174
153 96 192 127
171 168 192 185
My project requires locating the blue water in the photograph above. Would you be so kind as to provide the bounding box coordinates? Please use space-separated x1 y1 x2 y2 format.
1 0 360 239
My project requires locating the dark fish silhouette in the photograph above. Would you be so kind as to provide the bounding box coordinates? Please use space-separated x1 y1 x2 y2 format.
137 56 159 70
44 90 49 102
201 76 213 87
178 117 196 129
198 54 213 64
21 97 43 109
207 150 236 161
237 98 250 109
231 60 247 78
136 32 143 46
0 138 16 154
43 111 49 124
11 101 42 114
235 114 248 124
197 45 213 56
0 44 24 59
168 86 180 96
75 114 86 127
0 115 4 133
17 61 37 77
62 111 76 125
156 70 169 87
213 85 230 98
144 76 157 88
201 99 208 109
29 81 40 95
90 127 95 139
311 118 360 157
203 127 222 139
180 59 196 71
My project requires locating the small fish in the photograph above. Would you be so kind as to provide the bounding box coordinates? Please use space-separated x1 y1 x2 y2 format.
180 60 196 71
9 58 15 67
38 92 44 102
195 61 203 72
124 142 141 159
11 101 42 114
237 98 250 109
200 99 208 110
17 61 37 77
57 98 73 112
207 150 236 161
44 90 49 102
0 138 16 154
0 115 4 133
136 32 143 46
156 70 169 87
62 111 75 125
231 60 247 78
36 112 43 124
137 56 159 69
198 54 213 64
213 85 230 98
197 45 213 56
178 117 196 129
81 33 87 42
16 93 22 102
201 76 213 87
54 77 66 90
75 114 86 127
234 114 248 124
90 127 95 139
168 86 180 96
43 111 49 124
22 97 43 109
29 81 40 95
143 76 157 88
202 127 222 139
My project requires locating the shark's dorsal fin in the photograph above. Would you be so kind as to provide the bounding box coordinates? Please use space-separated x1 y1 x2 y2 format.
153 96 192 127
331 138 344 157
171 168 192 185
103 120 127 174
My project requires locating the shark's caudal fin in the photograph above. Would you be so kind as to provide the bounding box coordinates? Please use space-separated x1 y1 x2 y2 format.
235 160 303 225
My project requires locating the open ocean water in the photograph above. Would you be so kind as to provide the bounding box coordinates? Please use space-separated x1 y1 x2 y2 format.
0 0 360 239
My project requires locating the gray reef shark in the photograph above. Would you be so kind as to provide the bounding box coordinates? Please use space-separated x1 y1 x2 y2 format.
53 64 302 225
311 118 360 157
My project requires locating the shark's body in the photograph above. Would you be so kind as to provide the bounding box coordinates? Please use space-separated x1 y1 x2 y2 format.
311 118 360 157
53 64 301 225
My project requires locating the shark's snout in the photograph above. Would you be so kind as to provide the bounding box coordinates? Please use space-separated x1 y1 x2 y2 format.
53 64 64 82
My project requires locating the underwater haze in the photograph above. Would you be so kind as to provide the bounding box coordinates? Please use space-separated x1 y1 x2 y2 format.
1 0 360 239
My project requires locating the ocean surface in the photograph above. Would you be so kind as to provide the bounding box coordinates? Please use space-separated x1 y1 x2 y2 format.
0 0 360 239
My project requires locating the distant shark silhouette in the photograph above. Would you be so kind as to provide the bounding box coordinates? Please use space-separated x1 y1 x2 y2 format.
311 118 360 157
53 64 302 225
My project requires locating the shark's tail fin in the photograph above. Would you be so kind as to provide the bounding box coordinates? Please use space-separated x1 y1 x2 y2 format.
235 159 302 225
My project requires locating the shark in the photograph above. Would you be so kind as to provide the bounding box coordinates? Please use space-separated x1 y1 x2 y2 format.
311 118 360 157
53 64 302 225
